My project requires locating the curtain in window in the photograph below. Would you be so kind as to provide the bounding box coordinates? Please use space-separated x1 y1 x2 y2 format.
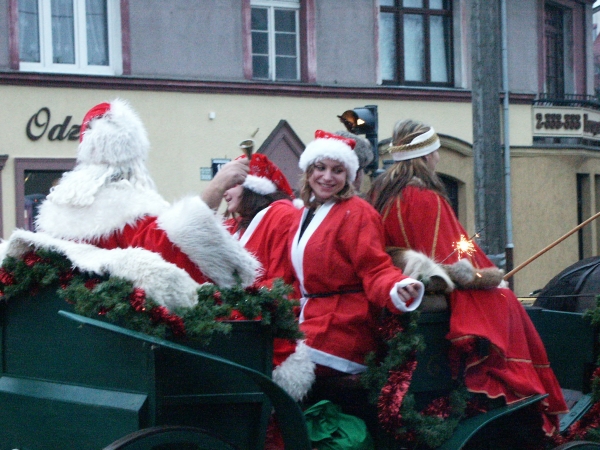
274 9 297 80
379 12 396 81
430 15 449 83
86 0 109 66
51 0 75 64
19 0 40 62
404 14 424 82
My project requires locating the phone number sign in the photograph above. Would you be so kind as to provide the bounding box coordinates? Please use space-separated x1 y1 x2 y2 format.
533 106 600 140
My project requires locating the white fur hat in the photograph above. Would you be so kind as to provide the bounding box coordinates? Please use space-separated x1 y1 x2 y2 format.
47 99 155 207
299 130 360 182
77 98 149 167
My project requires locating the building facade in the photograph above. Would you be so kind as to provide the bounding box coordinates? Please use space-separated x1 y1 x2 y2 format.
0 0 597 296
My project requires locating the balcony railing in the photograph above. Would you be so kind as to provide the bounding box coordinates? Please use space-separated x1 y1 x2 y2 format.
535 93 600 110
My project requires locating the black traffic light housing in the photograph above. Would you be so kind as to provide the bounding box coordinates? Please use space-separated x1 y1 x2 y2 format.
337 105 379 174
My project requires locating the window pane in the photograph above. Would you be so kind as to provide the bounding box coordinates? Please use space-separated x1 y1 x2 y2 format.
251 7 268 31
51 0 75 64
430 15 449 82
252 30 269 55
19 0 40 62
403 0 423 7
253 55 269 79
274 9 296 33
24 170 64 231
429 0 444 9
404 14 424 81
86 0 108 65
275 33 297 57
380 0 395 5
276 56 297 80
379 12 396 81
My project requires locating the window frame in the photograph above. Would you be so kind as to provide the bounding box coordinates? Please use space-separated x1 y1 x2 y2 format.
379 0 454 87
16 0 123 76
250 0 301 82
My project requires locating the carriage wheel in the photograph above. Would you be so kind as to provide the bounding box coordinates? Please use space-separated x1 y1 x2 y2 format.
103 425 239 450
553 441 600 449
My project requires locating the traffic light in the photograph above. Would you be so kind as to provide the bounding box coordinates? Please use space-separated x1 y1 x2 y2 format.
337 105 379 174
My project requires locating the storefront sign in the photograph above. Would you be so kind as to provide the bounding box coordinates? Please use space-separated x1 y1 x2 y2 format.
26 107 80 142
533 106 600 141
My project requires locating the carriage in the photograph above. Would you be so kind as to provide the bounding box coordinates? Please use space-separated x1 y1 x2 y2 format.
1 282 600 450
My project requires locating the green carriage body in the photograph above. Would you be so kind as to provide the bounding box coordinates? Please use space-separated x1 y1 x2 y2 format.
0 288 598 449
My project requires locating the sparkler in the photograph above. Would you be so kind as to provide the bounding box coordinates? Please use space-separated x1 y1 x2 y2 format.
440 231 481 264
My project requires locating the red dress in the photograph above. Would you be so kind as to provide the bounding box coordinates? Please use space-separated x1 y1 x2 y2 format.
380 184 568 435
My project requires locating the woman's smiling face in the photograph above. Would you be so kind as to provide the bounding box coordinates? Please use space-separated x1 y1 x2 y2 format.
308 158 347 202
224 183 244 214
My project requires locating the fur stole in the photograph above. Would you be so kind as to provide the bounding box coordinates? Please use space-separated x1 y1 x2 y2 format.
0 229 201 309
35 181 169 241
387 247 506 292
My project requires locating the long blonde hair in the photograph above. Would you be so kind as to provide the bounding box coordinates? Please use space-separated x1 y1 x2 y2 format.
368 119 447 214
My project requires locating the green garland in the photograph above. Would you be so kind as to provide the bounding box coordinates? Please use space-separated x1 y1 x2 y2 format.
0 249 302 346
361 311 471 449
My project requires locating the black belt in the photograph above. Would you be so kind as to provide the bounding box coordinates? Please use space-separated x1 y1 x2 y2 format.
304 289 363 298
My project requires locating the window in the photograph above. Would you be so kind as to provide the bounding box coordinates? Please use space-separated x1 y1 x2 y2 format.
18 0 122 75
15 159 76 231
251 0 300 81
544 3 565 98
379 0 453 86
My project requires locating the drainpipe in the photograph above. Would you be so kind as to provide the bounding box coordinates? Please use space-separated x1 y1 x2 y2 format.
501 0 514 290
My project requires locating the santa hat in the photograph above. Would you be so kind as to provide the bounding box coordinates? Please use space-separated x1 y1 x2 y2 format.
241 153 295 198
388 126 440 162
299 130 359 182
48 99 155 207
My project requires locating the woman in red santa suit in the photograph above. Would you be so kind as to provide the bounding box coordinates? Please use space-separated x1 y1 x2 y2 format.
220 153 315 403
32 99 260 309
289 130 424 380
218 153 314 449
367 118 567 436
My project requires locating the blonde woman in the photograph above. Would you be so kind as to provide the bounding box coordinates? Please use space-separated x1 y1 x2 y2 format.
368 119 567 436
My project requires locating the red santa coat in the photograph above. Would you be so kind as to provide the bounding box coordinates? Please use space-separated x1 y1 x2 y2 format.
225 199 315 402
380 184 568 434
225 200 298 291
289 196 423 374
34 182 260 301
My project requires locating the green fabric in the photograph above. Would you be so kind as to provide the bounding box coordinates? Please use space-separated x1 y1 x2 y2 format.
303 400 374 450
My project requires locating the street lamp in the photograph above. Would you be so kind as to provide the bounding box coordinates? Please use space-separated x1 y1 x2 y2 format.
337 105 379 174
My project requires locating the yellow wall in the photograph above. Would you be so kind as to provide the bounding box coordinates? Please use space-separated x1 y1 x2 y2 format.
1 85 598 298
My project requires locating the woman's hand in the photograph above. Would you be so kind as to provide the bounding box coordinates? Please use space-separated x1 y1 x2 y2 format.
397 283 420 307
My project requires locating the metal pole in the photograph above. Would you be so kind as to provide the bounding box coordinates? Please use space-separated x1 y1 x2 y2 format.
501 0 514 289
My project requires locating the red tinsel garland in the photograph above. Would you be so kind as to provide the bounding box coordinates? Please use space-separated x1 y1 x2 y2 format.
378 359 418 432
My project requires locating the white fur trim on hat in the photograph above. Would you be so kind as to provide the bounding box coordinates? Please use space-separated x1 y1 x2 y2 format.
243 174 277 195
299 138 360 182
389 127 440 162
77 98 149 168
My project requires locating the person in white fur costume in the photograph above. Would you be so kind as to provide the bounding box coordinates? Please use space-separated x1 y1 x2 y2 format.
5 98 256 308
0 98 316 404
